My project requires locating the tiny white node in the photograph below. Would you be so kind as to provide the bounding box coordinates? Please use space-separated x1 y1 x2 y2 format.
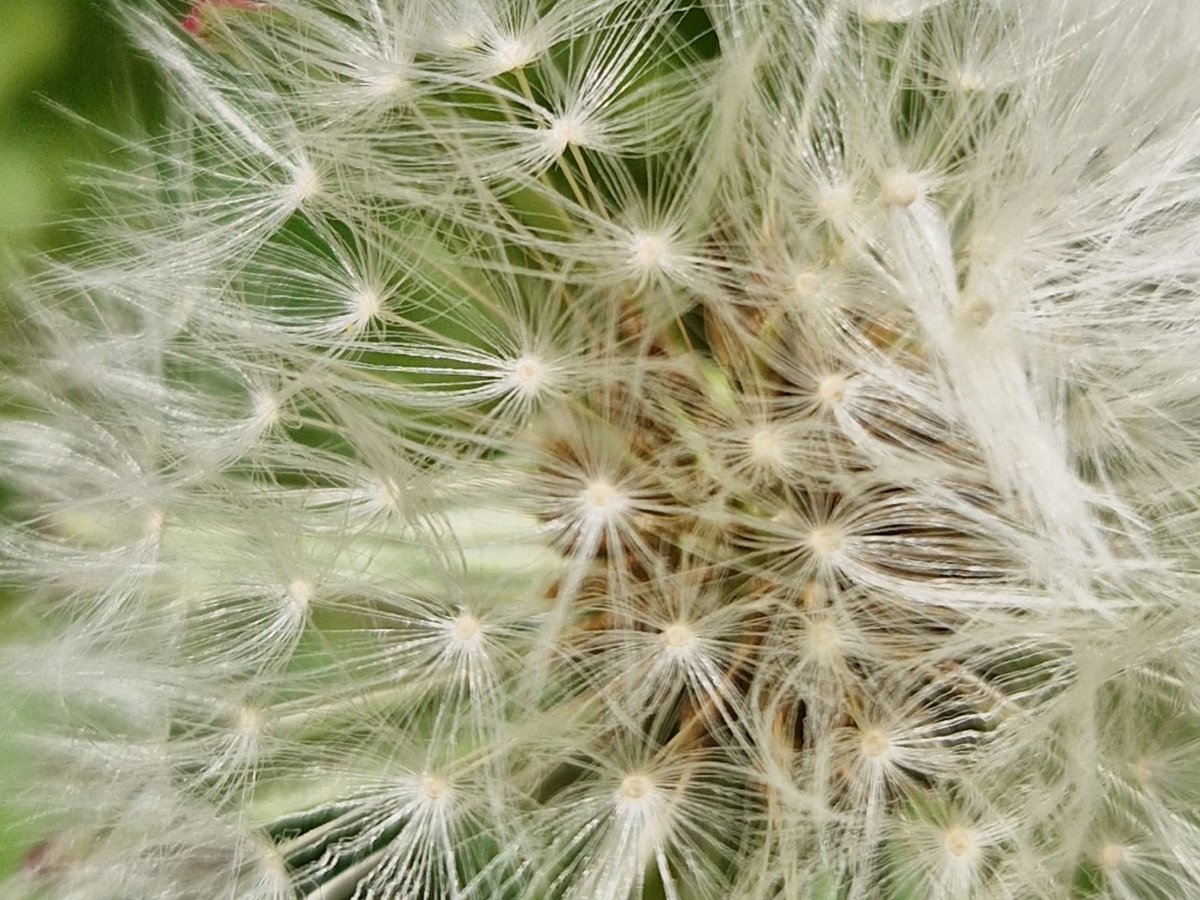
451 612 483 647
860 728 890 760
805 619 841 660
630 231 671 272
943 826 975 859
374 475 403 511
816 185 853 224
582 480 626 518
620 773 653 801
1128 755 1157 787
491 35 536 72
506 355 547 397
957 296 995 328
881 169 920 207
252 392 279 427
661 622 695 650
859 3 897 24
544 115 587 156
816 373 848 406
349 286 384 328
808 525 843 557
748 427 786 469
366 69 409 100
792 270 822 299
1099 843 1125 873
288 163 322 206
287 578 313 611
238 705 263 737
957 67 987 93
419 772 448 801
444 27 480 51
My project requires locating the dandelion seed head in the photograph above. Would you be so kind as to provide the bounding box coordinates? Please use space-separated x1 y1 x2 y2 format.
11 3 1200 898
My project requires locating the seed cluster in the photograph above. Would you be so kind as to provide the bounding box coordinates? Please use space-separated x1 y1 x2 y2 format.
4 2 1200 899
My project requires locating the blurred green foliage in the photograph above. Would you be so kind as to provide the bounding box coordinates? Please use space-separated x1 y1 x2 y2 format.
0 0 162 250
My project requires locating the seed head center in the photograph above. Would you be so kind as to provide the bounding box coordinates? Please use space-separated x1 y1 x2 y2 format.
1099 843 1125 872
288 163 321 206
351 287 383 325
582 480 624 516
621 773 652 800
454 613 482 641
748 427 786 467
630 232 670 271
958 296 995 328
508 355 547 395
944 826 974 859
661 622 694 649
793 270 822 299
287 578 313 610
808 525 843 557
238 705 262 736
817 374 848 406
861 728 890 759
546 116 586 155
420 773 447 801
881 169 919 207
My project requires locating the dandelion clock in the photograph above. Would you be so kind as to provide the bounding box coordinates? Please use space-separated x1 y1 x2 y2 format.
3 1 1200 898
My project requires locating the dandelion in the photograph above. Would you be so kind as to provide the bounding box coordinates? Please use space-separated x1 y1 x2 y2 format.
4 1 1200 898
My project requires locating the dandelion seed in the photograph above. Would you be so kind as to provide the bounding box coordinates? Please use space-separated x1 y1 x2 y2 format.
808 525 843 558
629 230 672 273
620 772 653 802
543 114 589 156
660 622 694 652
286 161 322 207
1099 842 1125 873
815 373 849 407
880 169 920 208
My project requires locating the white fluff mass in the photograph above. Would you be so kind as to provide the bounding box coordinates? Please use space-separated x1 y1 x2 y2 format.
3 1 1200 898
